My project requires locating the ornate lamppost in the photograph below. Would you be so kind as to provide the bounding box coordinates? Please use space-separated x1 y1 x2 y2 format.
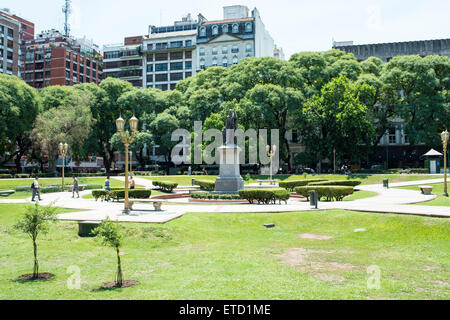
59 142 68 191
441 129 449 197
266 144 277 184
116 115 139 214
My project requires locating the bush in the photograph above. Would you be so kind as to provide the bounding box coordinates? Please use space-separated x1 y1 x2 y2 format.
152 181 178 193
190 192 242 200
110 189 152 201
308 180 361 187
238 188 290 204
278 179 327 191
294 186 354 201
92 190 110 201
0 174 13 179
194 179 215 191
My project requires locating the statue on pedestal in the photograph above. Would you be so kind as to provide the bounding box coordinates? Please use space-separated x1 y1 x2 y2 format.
223 109 238 146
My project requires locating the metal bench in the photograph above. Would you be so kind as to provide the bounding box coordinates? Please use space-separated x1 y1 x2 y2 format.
258 180 278 186
419 186 433 195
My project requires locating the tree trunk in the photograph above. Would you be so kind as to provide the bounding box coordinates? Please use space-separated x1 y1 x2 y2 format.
115 247 123 287
33 239 38 278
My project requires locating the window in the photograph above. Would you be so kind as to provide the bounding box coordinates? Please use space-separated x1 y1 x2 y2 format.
170 62 183 70
222 57 228 67
170 41 183 48
45 70 51 76
155 42 168 50
246 43 252 52
222 24 229 33
185 61 192 70
212 57 218 66
155 63 168 71
147 54 153 61
170 83 177 90
222 46 228 54
388 129 396 144
146 75 153 83
185 72 192 78
147 65 153 73
232 56 239 64
200 27 206 37
7 51 13 60
212 25 218 36
245 22 252 32
232 24 239 33
147 43 153 50
231 45 239 53
155 53 168 61
170 72 183 81
185 40 192 47
155 74 168 82
199 47 205 56
170 52 183 60
45 60 51 67
212 47 218 55
200 58 205 68
185 51 192 59
7 28 13 38
104 51 119 59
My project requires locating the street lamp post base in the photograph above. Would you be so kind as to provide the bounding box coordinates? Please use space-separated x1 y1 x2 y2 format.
122 208 131 215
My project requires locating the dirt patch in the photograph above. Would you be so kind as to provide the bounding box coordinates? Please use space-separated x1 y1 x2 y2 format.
18 273 55 281
299 233 333 240
101 280 140 289
275 248 356 281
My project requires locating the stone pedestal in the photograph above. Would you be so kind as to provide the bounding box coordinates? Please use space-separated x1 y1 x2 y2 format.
214 145 244 194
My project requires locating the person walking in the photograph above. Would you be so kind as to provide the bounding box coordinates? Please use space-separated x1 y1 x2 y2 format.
129 176 136 190
31 177 42 202
72 176 80 198
104 176 111 191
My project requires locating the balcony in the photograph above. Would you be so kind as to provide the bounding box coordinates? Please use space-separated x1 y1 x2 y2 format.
142 43 195 53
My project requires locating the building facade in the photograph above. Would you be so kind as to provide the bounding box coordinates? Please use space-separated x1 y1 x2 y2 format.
333 38 450 62
102 5 282 90
0 8 34 77
22 29 102 89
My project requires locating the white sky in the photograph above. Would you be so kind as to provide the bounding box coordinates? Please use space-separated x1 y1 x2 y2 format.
4 0 450 59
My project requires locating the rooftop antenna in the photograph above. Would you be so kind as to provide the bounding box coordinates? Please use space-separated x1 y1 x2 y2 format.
62 0 72 36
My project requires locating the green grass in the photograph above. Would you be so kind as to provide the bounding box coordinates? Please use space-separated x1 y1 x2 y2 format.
397 183 450 207
0 203 448 300
344 190 379 201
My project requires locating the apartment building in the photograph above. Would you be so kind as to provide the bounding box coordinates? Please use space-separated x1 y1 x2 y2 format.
22 29 102 89
197 6 276 69
102 6 282 89
0 8 34 77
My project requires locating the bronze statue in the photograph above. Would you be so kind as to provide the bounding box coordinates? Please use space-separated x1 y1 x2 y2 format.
223 109 238 145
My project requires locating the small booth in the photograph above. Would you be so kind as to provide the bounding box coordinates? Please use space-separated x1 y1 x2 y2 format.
422 149 443 174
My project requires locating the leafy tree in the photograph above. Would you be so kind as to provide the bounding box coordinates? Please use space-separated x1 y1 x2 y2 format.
14 202 58 279
299 76 376 170
0 74 41 172
40 86 76 111
188 88 223 122
93 218 125 287
32 90 94 171
110 130 154 168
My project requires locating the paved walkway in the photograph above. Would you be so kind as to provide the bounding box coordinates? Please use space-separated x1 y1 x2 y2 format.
0 178 448 221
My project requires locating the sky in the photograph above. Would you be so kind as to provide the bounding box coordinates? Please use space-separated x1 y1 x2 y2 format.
3 0 450 59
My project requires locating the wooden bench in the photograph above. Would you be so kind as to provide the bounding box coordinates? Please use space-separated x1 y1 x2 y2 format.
419 186 433 195
0 190 15 197
258 180 278 186
78 220 100 237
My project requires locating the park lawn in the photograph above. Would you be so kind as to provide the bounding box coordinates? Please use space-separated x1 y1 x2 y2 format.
344 190 379 201
0 204 448 300
140 175 217 186
397 183 450 207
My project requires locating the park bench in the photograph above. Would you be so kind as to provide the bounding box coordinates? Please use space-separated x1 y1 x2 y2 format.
78 220 100 237
258 180 278 186
419 186 433 195
0 190 15 197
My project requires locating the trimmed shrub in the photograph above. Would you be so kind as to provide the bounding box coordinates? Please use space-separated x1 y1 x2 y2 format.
0 174 13 179
92 190 110 201
308 180 362 187
238 188 290 204
278 179 327 191
110 189 152 201
194 179 215 191
190 192 241 200
152 181 178 193
295 186 354 201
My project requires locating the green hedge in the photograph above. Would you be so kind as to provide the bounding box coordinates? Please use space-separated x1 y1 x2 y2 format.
308 180 362 187
194 179 215 191
152 181 178 192
0 174 13 179
295 186 354 201
238 188 290 204
278 179 327 191
92 189 152 201
190 192 242 200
